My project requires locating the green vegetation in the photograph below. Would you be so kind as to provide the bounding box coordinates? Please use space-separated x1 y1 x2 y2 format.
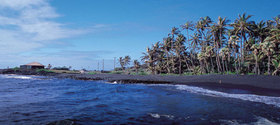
138 14 280 76
130 71 149 75
138 71 149 75
36 69 55 73
12 67 20 71
50 69 80 74
118 56 131 71
88 72 98 75
52 66 71 70
109 71 124 74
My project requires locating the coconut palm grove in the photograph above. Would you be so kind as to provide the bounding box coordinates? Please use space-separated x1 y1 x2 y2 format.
131 14 280 76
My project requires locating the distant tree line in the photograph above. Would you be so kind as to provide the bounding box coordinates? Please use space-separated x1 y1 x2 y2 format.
139 13 280 75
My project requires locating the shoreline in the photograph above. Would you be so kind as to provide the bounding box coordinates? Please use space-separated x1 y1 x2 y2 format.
1 69 280 94
56 73 280 93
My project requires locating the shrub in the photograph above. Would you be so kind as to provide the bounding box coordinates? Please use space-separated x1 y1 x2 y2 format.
247 73 256 75
36 69 55 73
52 66 70 70
114 67 123 71
183 72 193 76
227 71 237 75
109 71 123 74
88 72 98 75
12 67 20 71
138 71 149 75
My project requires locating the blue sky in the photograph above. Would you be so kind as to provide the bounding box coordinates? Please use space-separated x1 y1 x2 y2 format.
0 0 279 70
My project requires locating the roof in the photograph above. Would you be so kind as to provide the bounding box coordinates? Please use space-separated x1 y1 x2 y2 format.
24 62 44 66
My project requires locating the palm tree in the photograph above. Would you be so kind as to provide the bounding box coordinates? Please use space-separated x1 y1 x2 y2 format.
133 60 140 74
169 27 180 48
190 33 201 53
118 57 125 71
205 46 215 73
198 52 207 73
152 42 162 74
228 35 241 73
272 58 280 75
268 28 280 44
196 17 212 52
181 21 194 66
119 56 131 72
141 47 155 74
260 40 276 75
217 16 230 48
190 33 201 71
251 20 269 43
273 15 280 28
124 56 131 68
232 13 253 63
169 27 180 73
251 44 261 74
220 47 230 73
142 14 280 76
210 24 220 72
174 34 186 74
162 37 172 73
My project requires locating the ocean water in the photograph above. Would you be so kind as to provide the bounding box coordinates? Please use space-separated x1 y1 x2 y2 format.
0 74 279 125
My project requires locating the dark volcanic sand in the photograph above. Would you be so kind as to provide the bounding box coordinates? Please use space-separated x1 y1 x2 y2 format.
1 69 280 94
55 73 280 93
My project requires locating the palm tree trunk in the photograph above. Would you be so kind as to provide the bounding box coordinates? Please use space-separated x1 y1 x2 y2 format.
210 56 214 73
165 49 171 74
254 56 258 74
187 30 194 67
234 53 238 73
268 55 271 75
240 32 244 63
225 60 228 74
179 57 182 75
200 61 205 74
222 59 225 73
238 53 241 73
228 51 231 73
215 41 221 72
171 55 175 73
205 60 210 73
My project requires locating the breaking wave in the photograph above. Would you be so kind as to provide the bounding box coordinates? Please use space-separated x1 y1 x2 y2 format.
176 85 280 107
1 75 33 80
149 113 175 119
220 117 280 125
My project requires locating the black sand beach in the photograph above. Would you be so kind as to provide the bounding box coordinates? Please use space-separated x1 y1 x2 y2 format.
57 73 280 92
1 69 280 93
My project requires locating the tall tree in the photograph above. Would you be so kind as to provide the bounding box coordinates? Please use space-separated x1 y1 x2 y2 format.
133 60 140 74
118 57 125 71
232 13 253 63
174 34 186 74
261 40 276 75
181 21 195 66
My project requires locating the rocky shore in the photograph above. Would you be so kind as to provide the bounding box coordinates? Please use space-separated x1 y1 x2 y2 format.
1 69 280 93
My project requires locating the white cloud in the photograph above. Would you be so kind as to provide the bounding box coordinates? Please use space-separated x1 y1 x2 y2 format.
0 0 86 42
0 0 112 69
0 29 43 53
0 0 45 10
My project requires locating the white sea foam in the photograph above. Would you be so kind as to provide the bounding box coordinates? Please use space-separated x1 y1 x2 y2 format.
220 117 280 125
252 117 280 125
105 81 119 84
1 75 33 80
149 113 174 119
176 85 280 107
